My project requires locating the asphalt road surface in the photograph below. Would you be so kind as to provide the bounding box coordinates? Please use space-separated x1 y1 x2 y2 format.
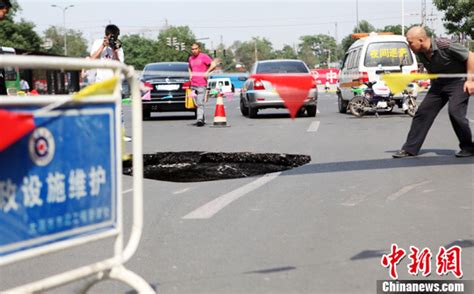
2 91 473 293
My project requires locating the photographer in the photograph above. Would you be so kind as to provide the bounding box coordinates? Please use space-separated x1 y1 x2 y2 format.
90 24 124 82
90 24 131 141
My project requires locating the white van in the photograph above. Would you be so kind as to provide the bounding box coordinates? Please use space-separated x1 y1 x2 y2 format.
207 77 234 94
337 33 418 113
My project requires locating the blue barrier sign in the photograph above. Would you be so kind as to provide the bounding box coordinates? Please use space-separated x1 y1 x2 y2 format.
0 104 118 257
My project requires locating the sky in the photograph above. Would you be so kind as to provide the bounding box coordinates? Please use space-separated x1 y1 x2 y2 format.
15 0 446 51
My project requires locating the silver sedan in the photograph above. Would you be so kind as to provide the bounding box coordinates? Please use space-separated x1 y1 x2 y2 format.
240 59 318 118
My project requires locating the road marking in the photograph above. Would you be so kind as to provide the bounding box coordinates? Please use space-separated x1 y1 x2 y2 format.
307 121 320 132
386 180 431 202
182 172 281 219
469 119 474 124
341 193 370 206
173 188 191 195
123 188 133 194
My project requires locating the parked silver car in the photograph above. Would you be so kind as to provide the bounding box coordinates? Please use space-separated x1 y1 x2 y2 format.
240 59 318 118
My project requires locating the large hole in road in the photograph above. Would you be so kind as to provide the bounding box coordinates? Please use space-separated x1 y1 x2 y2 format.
123 152 311 182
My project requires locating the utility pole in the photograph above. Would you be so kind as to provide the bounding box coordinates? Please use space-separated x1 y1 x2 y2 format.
254 41 258 62
421 0 427 26
335 22 338 44
356 0 359 33
51 4 74 56
401 0 405 36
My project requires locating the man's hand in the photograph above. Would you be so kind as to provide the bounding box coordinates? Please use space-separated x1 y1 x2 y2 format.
464 80 474 95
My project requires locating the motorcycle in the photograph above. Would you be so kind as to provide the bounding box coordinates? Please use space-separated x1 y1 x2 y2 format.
349 81 417 117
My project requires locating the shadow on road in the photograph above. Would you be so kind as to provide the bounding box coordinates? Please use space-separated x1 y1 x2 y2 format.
283 149 473 177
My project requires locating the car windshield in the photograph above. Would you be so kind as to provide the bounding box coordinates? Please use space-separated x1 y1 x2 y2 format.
256 61 309 73
143 63 189 78
364 42 414 67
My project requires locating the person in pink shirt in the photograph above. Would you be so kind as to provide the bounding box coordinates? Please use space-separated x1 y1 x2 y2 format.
188 43 218 126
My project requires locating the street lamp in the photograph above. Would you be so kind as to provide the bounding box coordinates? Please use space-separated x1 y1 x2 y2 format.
51 4 74 56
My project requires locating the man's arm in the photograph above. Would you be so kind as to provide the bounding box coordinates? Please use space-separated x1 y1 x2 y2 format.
90 38 105 60
205 58 220 77
464 51 474 94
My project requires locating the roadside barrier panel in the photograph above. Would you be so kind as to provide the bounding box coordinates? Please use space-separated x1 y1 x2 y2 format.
0 55 153 293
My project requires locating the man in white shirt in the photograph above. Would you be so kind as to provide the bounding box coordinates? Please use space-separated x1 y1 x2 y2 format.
90 24 131 141
90 24 124 82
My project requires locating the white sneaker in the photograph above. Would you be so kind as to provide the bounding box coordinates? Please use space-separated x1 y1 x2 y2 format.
124 136 132 142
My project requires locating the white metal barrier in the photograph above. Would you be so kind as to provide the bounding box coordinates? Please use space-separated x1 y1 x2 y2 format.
0 55 153 293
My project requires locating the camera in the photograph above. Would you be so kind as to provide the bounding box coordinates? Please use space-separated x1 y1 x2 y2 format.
108 35 121 49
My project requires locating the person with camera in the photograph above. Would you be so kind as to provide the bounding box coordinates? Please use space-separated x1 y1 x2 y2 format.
90 24 131 141
90 24 124 81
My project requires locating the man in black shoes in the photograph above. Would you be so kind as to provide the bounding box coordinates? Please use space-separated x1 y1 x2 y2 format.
393 27 474 158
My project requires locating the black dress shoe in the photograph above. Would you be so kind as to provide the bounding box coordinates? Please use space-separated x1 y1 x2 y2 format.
455 149 474 158
196 120 205 127
392 150 415 158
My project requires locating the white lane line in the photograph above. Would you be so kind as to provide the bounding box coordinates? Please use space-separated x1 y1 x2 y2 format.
123 188 133 194
182 172 281 219
173 188 191 195
342 193 370 207
469 119 474 124
386 180 431 202
307 121 320 133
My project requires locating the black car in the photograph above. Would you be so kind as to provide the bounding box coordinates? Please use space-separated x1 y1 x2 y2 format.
140 62 195 120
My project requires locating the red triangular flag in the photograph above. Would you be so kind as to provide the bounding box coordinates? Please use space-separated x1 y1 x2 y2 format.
0 109 35 152
251 74 315 119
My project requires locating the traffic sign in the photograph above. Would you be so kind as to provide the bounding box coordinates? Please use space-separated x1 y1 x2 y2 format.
0 104 118 258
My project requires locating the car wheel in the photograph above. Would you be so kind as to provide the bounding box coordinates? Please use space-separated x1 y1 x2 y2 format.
249 106 258 118
338 93 348 113
143 108 151 120
349 96 368 117
306 105 317 117
240 98 249 116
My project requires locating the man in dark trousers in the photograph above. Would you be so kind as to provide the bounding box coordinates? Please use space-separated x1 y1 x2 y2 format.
393 26 474 158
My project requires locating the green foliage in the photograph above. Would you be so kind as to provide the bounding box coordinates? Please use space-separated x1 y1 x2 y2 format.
298 34 337 68
341 20 376 53
433 0 474 39
0 19 42 51
232 37 275 69
275 45 298 60
121 35 160 70
216 43 236 72
43 26 88 57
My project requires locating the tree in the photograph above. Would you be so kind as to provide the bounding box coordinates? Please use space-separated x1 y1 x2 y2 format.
298 34 337 68
0 1 42 51
215 43 236 72
0 20 42 51
43 26 88 57
121 35 159 70
433 0 473 39
233 37 274 69
157 26 197 62
341 20 376 52
275 45 297 60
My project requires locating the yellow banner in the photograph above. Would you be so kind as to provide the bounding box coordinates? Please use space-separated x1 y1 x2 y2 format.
72 76 119 100
381 73 438 94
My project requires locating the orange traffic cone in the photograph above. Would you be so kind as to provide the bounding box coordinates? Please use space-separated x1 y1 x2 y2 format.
213 92 228 127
